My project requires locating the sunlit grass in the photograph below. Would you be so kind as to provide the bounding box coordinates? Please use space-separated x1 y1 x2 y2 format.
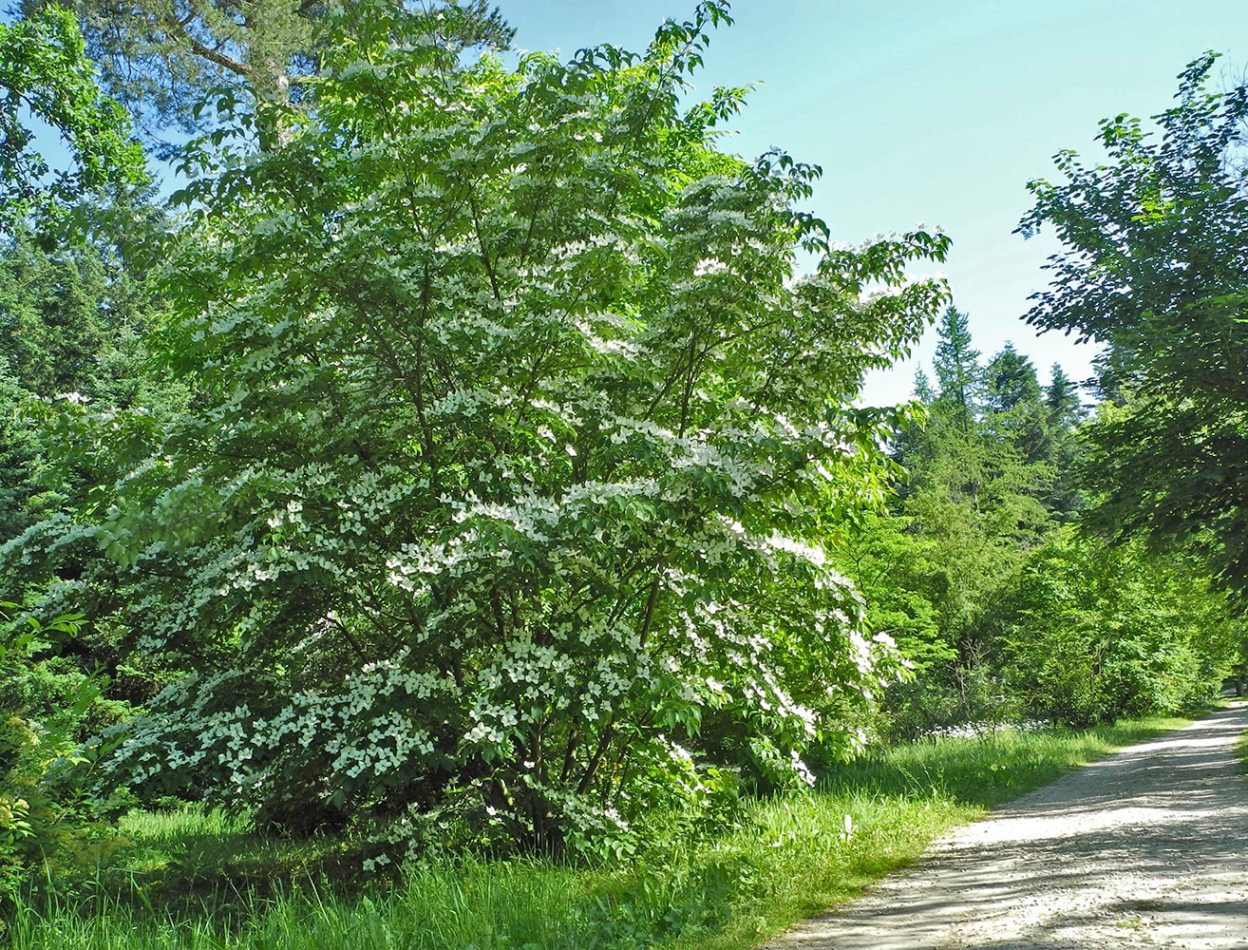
5 714 1191 950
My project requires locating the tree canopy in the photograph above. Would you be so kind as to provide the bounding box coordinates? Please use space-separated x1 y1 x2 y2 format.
25 0 514 137
1020 53 1248 598
0 5 145 231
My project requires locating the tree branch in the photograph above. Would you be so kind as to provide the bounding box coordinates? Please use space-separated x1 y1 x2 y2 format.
161 14 252 79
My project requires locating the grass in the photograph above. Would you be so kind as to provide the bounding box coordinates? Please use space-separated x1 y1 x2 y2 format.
5 714 1192 949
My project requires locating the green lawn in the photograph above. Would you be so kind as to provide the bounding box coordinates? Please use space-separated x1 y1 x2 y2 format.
6 715 1191 949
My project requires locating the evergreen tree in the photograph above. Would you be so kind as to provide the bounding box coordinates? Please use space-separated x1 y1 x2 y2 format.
1038 362 1088 517
1045 363 1085 428
0 221 178 544
984 343 1041 414
931 306 980 428
893 327 1053 660
0 233 111 397
912 367 935 403
0 364 44 540
983 344 1050 465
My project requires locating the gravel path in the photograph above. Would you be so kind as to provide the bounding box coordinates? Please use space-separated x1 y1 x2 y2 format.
764 702 1248 950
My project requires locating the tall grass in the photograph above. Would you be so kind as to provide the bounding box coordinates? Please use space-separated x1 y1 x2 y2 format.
5 715 1190 950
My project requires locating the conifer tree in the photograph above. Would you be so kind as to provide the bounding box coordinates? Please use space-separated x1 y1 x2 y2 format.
984 343 1041 414
983 344 1050 465
931 306 980 429
1044 363 1084 428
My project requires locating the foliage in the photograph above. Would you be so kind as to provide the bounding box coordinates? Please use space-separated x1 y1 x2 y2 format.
0 222 175 421
5 2 950 857
996 527 1235 726
1020 53 1248 599
983 344 1050 464
1039 362 1087 519
873 316 1097 735
833 508 987 741
851 294 1236 737
34 0 514 137
834 511 951 675
0 604 122 925
5 7 1242 934
0 5 145 232
893 317 1055 652
1 231 111 397
0 368 45 542
0 220 185 730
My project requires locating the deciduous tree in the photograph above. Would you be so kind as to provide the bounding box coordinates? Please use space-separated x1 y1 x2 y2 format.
30 0 513 137
0 5 145 231
1020 53 1248 597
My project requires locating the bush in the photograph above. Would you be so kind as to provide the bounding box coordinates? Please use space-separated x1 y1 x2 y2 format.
996 528 1231 726
5 3 950 858
0 606 114 925
880 655 1022 740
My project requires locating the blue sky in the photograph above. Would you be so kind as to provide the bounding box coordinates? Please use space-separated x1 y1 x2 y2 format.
501 0 1248 404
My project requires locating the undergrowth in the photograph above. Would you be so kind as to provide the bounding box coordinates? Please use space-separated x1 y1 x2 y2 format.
4 715 1191 949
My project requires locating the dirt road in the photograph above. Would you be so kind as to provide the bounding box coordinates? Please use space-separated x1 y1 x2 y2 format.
765 703 1248 949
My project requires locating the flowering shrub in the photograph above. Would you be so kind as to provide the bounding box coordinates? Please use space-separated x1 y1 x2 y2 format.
5 2 948 856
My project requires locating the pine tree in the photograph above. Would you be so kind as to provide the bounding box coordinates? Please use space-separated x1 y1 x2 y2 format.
913 368 935 402
983 344 1050 465
0 223 178 542
0 364 43 540
1042 363 1088 519
0 234 110 398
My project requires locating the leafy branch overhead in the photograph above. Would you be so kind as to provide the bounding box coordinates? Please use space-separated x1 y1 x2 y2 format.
0 6 145 232
31 0 515 135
